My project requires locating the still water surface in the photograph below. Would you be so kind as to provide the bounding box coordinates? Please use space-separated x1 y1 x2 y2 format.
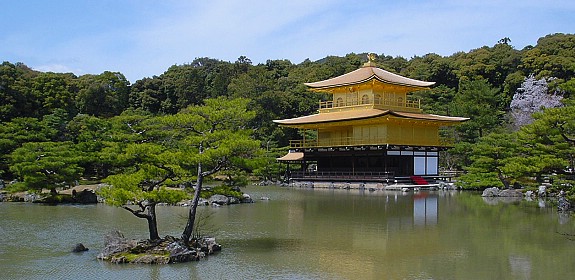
1 186 575 280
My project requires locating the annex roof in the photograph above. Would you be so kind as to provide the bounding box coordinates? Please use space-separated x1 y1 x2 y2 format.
277 152 304 162
304 65 435 90
273 109 468 126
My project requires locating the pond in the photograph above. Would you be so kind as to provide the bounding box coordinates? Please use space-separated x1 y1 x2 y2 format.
1 186 574 279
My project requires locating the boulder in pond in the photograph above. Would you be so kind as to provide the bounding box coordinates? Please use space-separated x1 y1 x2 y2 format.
73 189 98 204
209 194 229 205
241 193 253 203
72 243 89 252
481 187 500 197
498 189 523 197
228 196 240 205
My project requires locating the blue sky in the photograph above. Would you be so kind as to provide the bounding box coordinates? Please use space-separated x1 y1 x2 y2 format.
2 0 574 82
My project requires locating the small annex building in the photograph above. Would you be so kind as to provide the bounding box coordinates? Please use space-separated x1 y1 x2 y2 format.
274 55 468 184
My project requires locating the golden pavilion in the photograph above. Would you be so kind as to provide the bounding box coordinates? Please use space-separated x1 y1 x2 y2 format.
274 54 468 184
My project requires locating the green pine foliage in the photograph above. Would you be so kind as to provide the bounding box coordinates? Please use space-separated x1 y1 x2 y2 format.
8 141 83 191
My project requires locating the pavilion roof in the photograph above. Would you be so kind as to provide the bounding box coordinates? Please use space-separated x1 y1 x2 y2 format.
273 109 468 127
304 65 435 90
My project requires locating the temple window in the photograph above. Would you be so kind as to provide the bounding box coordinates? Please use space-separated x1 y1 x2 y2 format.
361 94 370 104
336 97 344 107
374 94 382 105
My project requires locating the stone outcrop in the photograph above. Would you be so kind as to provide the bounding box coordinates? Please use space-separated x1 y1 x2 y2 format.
481 187 523 197
97 230 138 260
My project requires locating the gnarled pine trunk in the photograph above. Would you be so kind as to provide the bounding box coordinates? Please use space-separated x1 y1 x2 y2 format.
146 203 160 241
181 163 204 243
123 201 160 241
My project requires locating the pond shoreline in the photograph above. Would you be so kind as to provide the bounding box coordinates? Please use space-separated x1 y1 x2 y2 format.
1 181 572 212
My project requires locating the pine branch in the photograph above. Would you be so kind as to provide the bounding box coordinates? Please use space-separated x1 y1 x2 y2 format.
200 157 228 177
122 205 149 219
558 123 575 145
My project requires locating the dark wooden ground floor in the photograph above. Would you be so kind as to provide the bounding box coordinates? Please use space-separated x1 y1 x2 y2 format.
282 145 449 184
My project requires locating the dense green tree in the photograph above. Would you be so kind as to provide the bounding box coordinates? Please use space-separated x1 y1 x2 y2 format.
228 65 276 99
411 85 456 116
129 77 165 113
451 41 521 92
0 62 37 121
42 108 72 141
97 109 192 240
521 33 575 84
0 117 54 177
458 132 519 189
75 71 130 117
97 97 259 242
99 141 187 240
450 79 505 141
518 106 575 181
66 114 112 177
233 56 252 74
30 72 77 118
8 141 83 192
160 65 207 113
459 104 575 191
378 54 409 74
402 53 458 89
157 97 260 242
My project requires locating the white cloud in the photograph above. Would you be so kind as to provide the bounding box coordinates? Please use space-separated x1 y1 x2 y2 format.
34 64 82 74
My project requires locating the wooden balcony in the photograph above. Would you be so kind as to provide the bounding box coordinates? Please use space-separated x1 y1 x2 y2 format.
290 171 395 181
319 97 421 113
289 137 452 149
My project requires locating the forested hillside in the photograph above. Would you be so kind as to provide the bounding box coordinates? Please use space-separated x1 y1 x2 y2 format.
1 33 574 194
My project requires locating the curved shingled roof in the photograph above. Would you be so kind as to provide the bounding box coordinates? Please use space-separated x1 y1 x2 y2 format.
273 109 468 126
304 65 435 89
277 152 304 161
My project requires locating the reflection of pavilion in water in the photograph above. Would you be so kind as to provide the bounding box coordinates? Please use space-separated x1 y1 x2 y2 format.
413 192 438 226
384 191 438 228
293 190 442 279
297 189 440 230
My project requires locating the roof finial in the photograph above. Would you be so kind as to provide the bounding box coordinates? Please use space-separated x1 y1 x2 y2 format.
368 53 376 62
364 53 377 67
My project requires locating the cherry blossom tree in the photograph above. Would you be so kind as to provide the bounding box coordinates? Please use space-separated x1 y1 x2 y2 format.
510 74 563 129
